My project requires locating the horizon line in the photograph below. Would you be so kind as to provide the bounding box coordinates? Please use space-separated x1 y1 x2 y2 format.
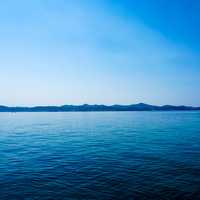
0 102 200 108
0 103 199 112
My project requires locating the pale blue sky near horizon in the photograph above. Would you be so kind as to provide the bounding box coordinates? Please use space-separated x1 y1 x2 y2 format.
0 0 199 106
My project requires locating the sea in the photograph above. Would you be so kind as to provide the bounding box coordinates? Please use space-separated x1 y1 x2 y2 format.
0 111 200 200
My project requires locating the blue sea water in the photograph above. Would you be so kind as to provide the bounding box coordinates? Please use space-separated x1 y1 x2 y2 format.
0 111 200 200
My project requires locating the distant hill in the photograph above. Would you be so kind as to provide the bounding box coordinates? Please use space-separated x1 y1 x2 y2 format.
0 103 199 112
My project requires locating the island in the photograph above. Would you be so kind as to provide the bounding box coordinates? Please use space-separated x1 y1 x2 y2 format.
0 103 199 112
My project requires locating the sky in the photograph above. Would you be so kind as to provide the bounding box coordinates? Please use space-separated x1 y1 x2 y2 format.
0 0 199 106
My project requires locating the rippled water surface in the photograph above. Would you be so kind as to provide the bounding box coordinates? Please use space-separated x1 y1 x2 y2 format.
0 112 200 200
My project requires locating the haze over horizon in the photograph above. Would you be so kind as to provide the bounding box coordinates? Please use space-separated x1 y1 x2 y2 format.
0 0 199 107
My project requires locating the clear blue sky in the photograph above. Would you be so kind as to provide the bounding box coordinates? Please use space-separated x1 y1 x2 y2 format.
0 0 199 106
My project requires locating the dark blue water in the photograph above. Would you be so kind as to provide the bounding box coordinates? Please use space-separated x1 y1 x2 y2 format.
0 112 200 200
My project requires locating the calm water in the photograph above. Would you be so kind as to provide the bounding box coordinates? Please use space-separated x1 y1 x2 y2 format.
0 112 200 200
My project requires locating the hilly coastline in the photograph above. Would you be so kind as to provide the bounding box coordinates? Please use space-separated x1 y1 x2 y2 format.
0 103 199 112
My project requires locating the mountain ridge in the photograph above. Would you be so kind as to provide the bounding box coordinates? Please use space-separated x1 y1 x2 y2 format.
0 103 199 112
